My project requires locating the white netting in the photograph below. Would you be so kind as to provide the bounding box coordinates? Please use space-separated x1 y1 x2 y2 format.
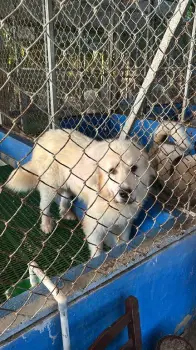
0 0 195 341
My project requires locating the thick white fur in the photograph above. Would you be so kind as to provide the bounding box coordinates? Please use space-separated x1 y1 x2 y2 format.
150 122 196 205
6 128 155 258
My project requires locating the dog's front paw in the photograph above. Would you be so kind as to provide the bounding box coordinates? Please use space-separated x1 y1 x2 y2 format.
41 216 54 234
60 209 76 221
65 210 76 220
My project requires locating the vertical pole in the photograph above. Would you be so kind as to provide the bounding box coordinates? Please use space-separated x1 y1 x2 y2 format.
0 34 4 126
42 0 50 121
114 5 123 113
78 0 84 105
108 0 115 114
13 25 23 129
143 0 153 114
181 5 196 122
120 0 191 139
44 0 57 129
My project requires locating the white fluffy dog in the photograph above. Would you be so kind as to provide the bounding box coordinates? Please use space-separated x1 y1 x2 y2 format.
149 121 196 206
6 128 155 258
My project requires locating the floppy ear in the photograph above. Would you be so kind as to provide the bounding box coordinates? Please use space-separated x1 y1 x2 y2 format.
87 167 99 189
86 167 106 193
97 168 111 200
90 167 113 201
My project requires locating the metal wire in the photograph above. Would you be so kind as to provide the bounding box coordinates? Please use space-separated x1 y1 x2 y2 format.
0 0 195 340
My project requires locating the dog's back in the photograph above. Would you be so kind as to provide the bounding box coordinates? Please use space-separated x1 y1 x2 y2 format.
32 129 92 169
6 129 95 193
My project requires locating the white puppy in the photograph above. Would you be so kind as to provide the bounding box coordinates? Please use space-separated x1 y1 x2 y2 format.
6 128 155 258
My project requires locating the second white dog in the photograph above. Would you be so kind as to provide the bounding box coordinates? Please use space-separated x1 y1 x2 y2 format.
149 121 196 206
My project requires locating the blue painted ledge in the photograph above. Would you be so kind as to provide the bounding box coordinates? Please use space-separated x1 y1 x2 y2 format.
1 232 196 350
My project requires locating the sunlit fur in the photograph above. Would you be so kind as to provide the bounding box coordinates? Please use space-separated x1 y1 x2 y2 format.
150 122 196 206
6 129 155 257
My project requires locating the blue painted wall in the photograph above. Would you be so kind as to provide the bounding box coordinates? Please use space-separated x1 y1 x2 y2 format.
0 130 33 166
1 233 196 350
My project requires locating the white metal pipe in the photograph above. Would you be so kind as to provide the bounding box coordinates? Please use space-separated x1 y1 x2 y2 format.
42 0 51 122
29 264 40 287
29 262 70 350
120 0 191 139
44 0 57 129
181 6 196 122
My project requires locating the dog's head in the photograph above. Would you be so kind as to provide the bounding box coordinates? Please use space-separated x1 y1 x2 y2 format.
96 139 156 204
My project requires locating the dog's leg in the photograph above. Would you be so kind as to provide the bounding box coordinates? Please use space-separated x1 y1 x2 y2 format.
118 224 131 245
104 231 116 248
39 184 56 234
82 216 105 258
56 190 76 220
110 224 131 247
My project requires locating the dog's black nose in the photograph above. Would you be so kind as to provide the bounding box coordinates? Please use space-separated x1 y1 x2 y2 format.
119 188 132 201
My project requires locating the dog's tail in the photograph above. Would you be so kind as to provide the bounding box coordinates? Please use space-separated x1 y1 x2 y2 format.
149 121 191 159
154 121 191 150
6 161 38 192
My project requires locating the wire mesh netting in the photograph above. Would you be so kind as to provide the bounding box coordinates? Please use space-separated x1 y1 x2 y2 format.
0 0 196 342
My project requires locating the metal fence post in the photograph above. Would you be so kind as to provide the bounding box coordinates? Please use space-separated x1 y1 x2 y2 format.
44 0 57 129
181 5 196 122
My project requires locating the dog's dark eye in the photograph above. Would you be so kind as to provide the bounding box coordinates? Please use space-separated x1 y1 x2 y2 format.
131 165 138 173
109 168 117 175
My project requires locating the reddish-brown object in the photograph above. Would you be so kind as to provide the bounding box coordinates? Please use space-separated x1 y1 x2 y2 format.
89 296 142 350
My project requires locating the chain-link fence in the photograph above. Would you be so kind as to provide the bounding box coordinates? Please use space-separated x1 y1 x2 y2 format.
0 0 196 345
